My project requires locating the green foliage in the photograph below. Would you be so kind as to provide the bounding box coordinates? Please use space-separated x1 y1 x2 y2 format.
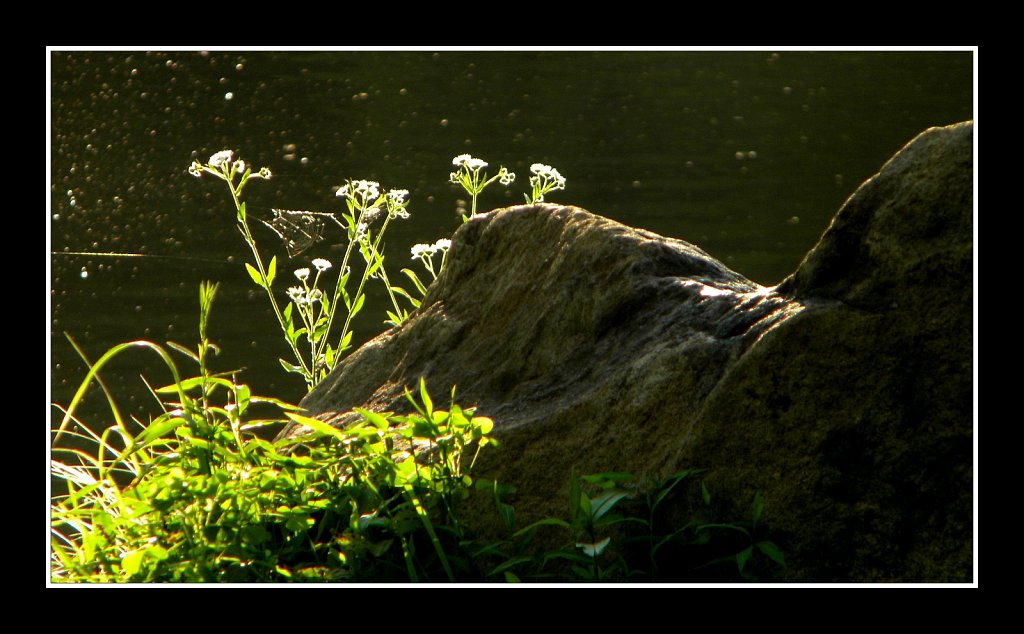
50 284 495 583
475 469 785 583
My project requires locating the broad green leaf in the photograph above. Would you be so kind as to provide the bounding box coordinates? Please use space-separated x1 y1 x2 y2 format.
590 490 632 521
285 412 347 441
121 549 144 576
245 263 266 289
472 416 494 436
267 255 277 286
755 541 786 566
701 481 711 506
354 407 391 431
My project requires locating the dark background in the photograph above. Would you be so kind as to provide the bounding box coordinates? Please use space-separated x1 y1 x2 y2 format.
49 49 975 434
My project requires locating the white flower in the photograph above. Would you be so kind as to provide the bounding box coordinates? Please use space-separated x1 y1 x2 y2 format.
387 189 409 204
258 167 272 179
209 150 234 167
308 289 323 304
433 238 452 251
452 154 472 167
312 258 332 272
449 171 460 184
287 286 306 302
362 206 382 225
390 207 410 220
353 180 380 201
294 268 310 281
411 243 433 259
336 184 349 198
465 157 488 171
499 168 516 185
188 161 203 178
232 159 246 174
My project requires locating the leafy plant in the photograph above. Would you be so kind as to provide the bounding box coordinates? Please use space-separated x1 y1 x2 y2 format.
475 469 785 583
50 283 496 583
189 153 416 390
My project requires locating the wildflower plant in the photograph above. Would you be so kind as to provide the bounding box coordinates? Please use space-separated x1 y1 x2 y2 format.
526 163 567 204
189 151 415 390
448 154 516 221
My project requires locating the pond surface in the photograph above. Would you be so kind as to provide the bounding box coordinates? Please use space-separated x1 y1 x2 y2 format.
49 49 974 435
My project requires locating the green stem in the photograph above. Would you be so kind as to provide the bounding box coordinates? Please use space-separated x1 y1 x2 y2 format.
228 183 312 382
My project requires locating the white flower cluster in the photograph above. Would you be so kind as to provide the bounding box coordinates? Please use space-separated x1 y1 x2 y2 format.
337 179 381 202
286 286 323 306
209 150 234 167
410 238 453 260
188 150 271 180
453 154 488 171
530 163 566 189
528 163 567 202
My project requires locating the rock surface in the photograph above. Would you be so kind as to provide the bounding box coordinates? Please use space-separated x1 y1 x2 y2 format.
277 121 974 582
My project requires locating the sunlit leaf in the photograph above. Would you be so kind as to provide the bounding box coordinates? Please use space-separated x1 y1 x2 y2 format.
245 263 265 289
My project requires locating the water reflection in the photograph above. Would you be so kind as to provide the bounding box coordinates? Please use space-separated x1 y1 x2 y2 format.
50 49 974 433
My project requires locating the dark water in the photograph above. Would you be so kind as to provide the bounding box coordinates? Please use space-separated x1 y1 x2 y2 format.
49 49 974 435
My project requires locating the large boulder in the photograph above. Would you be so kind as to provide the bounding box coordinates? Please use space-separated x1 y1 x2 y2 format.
278 121 974 582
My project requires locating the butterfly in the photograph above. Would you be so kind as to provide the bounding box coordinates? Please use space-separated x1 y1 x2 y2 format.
257 209 341 258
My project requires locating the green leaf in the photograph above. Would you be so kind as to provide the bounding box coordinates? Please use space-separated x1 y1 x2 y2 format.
354 407 391 431
513 517 572 538
401 268 428 296
166 340 200 363
245 263 266 289
701 481 711 506
419 377 433 416
350 293 365 317
267 255 277 286
590 490 632 522
121 549 144 576
134 414 187 445
366 252 384 278
755 541 786 566
278 358 306 375
736 546 753 572
285 412 347 441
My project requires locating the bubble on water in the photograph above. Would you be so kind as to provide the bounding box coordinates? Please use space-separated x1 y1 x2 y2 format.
80 267 88 279
224 92 234 100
